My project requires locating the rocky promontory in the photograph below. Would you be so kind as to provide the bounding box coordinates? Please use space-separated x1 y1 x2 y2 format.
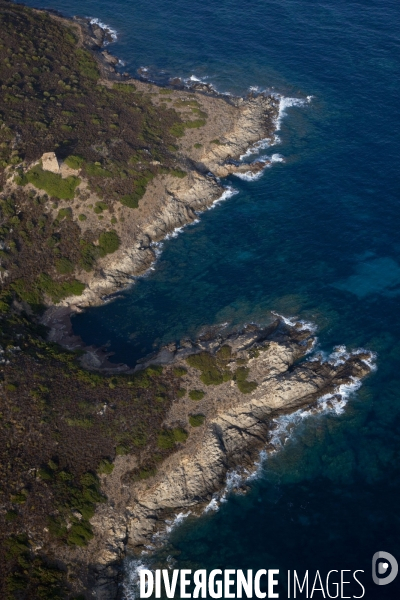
77 319 373 599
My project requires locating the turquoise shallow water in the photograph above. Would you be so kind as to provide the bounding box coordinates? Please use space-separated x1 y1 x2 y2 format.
23 0 400 596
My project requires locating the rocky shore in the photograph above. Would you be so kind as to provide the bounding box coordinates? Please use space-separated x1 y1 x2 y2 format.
33 14 281 318
74 318 373 599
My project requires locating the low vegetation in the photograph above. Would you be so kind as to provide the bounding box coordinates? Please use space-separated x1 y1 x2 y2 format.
189 389 205 401
0 1 214 595
234 366 258 394
23 165 80 200
186 347 232 385
189 414 205 427
0 307 188 595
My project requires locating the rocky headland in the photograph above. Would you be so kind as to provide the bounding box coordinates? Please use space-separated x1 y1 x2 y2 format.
79 319 373 599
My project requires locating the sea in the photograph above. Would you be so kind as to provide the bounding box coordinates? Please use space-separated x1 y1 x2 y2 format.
21 0 400 597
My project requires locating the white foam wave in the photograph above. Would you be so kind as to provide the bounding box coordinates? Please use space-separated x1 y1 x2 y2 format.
233 169 265 182
89 17 118 43
271 311 318 334
310 345 377 371
188 74 208 83
240 94 309 159
208 185 239 208
123 558 150 600
239 138 271 160
275 95 307 131
234 154 284 181
164 511 191 534
203 497 220 513
268 374 365 452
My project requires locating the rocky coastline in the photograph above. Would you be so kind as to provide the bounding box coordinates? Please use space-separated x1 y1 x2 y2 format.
33 13 282 338
0 7 376 600
75 318 374 599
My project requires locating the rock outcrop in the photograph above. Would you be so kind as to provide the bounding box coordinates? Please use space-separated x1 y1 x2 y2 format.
79 319 373 598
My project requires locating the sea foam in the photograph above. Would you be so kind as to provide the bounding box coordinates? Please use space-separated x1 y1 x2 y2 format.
88 17 118 44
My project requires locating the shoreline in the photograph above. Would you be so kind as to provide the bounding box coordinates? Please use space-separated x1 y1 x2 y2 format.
30 10 301 351
0 7 342 600
83 319 374 599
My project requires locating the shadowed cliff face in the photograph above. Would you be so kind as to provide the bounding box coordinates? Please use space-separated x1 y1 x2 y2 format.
84 320 373 598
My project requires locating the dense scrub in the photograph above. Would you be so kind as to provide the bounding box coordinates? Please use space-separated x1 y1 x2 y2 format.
0 305 187 598
0 3 210 597
0 1 185 205
186 346 233 385
0 190 97 306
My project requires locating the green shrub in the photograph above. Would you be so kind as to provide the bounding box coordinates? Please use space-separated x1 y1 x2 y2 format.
186 352 223 385
169 168 187 178
237 379 258 394
15 172 28 185
189 414 205 427
234 366 258 394
79 240 98 271
48 516 67 539
169 122 186 137
6 383 17 392
78 213 87 221
185 118 206 129
11 490 28 504
194 143 202 149
85 162 112 178
65 416 92 428
138 467 156 479
67 521 93 546
157 427 188 449
189 389 205 401
120 172 155 208
5 510 18 522
98 230 120 257
235 366 250 382
37 274 85 303
94 201 108 214
26 165 80 199
172 427 188 443
177 388 187 398
216 345 232 360
64 155 84 169
76 48 99 79
113 82 136 93
173 366 187 377
97 459 114 475
54 207 72 225
55 257 74 275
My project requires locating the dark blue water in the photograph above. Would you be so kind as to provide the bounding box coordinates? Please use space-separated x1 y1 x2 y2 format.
25 0 400 596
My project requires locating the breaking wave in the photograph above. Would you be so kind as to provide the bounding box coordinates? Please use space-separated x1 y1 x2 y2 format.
88 17 118 43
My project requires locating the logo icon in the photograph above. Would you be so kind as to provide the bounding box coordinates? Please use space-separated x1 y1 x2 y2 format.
372 551 398 585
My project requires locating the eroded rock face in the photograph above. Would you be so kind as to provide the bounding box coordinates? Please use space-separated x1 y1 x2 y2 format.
84 320 373 598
